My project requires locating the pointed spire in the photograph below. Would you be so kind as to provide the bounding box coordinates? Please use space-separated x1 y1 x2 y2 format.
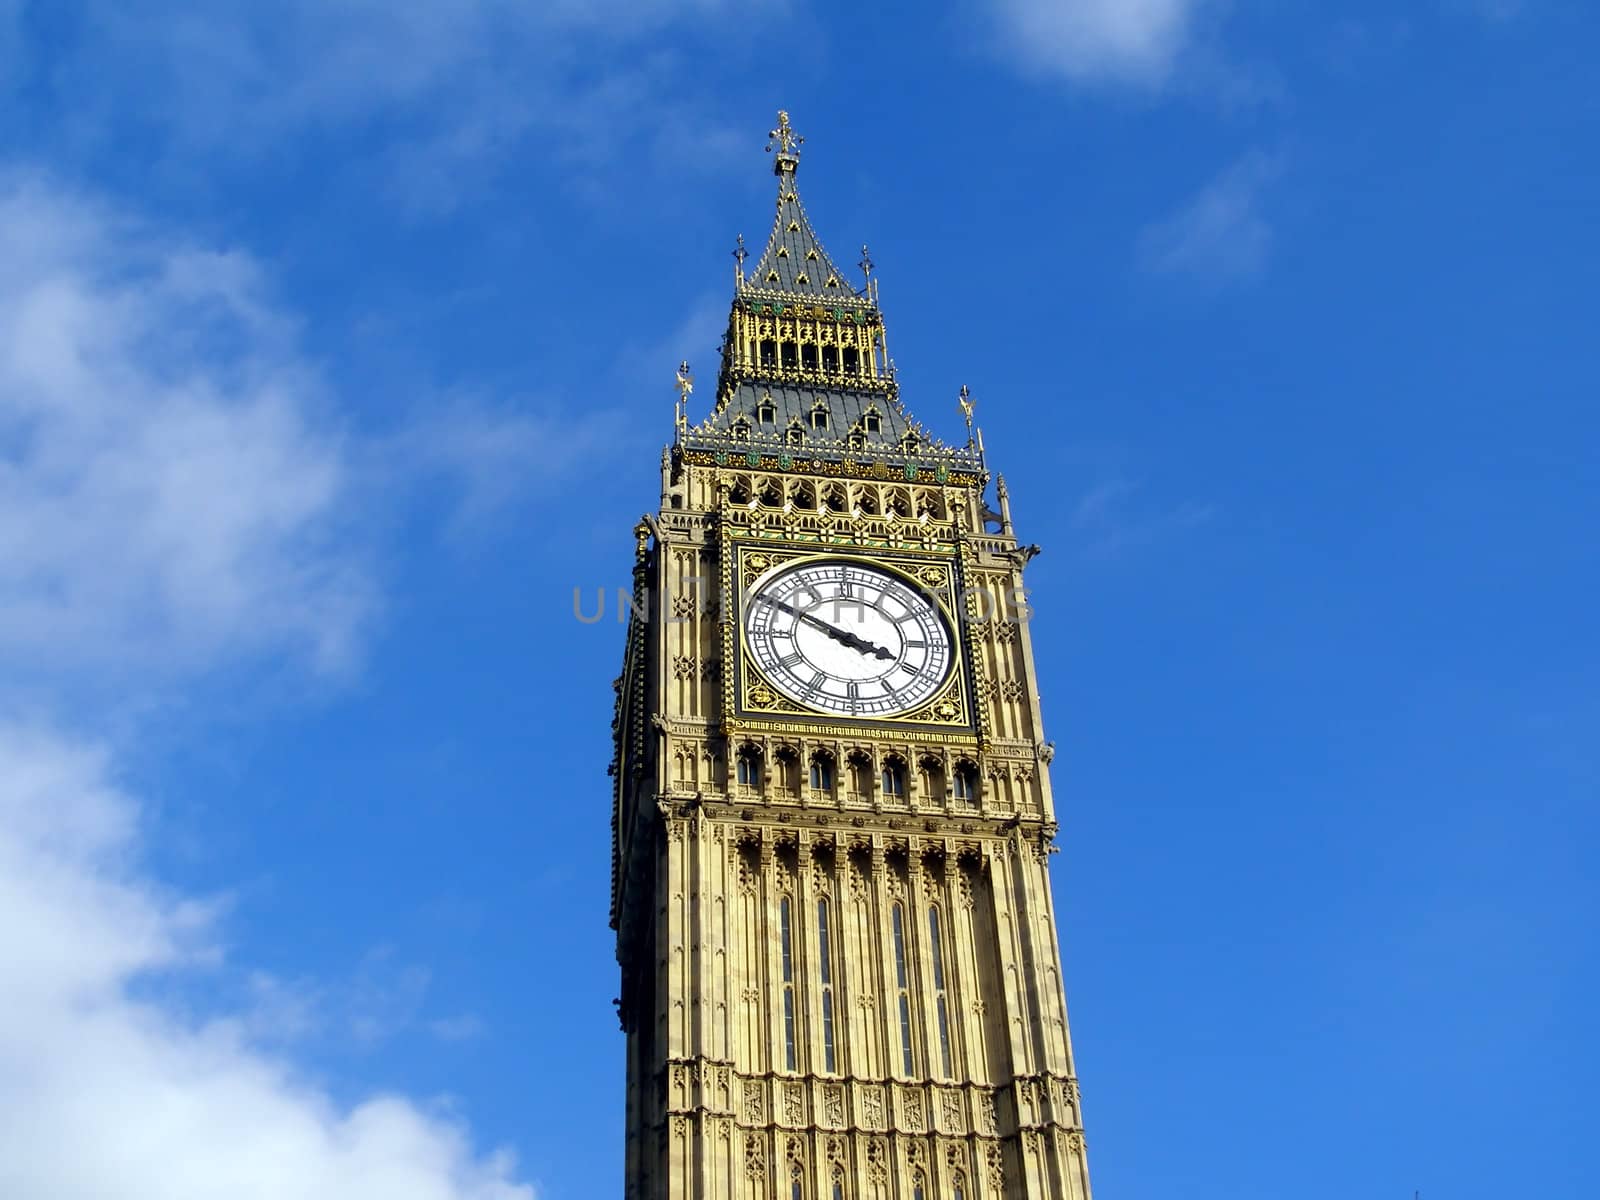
745 109 854 299
679 110 986 484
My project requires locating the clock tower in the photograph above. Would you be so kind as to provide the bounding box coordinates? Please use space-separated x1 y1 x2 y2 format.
610 113 1094 1200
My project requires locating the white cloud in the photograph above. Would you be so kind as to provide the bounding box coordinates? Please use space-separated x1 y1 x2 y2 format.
0 722 533 1200
1137 152 1279 282
0 167 568 1191
0 171 601 687
235 947 481 1052
27 1 774 214
0 170 372 679
383 397 626 537
0 172 552 1190
990 0 1207 87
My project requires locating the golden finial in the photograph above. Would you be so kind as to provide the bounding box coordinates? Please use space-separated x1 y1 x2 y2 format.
958 384 976 442
674 360 694 432
766 110 803 157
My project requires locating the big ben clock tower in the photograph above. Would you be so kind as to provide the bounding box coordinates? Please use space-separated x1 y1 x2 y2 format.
610 113 1094 1200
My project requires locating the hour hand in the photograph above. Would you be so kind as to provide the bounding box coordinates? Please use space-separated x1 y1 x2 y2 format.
761 595 895 660
834 629 896 660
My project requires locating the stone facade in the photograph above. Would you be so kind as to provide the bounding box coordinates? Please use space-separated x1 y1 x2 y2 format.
610 114 1093 1200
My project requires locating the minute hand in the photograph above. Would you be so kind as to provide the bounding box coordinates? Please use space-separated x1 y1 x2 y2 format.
762 596 896 661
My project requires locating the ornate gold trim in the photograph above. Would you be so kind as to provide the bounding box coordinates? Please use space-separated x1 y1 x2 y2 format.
683 446 983 489
727 543 976 733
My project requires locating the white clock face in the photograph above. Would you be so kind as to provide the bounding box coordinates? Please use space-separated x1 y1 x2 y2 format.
744 559 954 717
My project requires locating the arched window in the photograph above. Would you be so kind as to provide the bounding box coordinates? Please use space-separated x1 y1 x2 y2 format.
881 758 906 799
736 747 761 788
952 1176 966 1200
843 346 860 374
929 906 953 1077
822 344 839 373
760 338 777 366
846 751 872 798
781 341 798 368
892 903 914 1074
918 755 945 803
780 896 797 1071
952 761 978 806
774 748 800 796
910 1171 925 1200
801 343 819 370
831 1167 845 1200
809 754 834 793
818 897 836 1073
790 1162 804 1200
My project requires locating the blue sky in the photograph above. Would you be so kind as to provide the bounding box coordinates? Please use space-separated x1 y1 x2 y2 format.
0 2 1593 1198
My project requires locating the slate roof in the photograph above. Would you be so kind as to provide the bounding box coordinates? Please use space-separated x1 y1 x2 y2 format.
710 382 917 444
741 152 861 302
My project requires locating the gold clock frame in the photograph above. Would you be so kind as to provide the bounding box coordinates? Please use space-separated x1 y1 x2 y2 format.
724 541 976 734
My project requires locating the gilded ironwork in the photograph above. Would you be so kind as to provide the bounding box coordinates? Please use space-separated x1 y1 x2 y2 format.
728 544 974 732
766 109 802 157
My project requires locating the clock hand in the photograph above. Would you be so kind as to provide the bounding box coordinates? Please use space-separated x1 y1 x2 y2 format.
762 595 855 643
761 596 898 661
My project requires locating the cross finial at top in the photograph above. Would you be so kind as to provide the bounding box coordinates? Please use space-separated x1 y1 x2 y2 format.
766 110 803 157
859 244 874 279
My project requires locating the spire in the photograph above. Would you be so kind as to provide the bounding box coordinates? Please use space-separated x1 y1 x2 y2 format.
745 110 856 299
674 111 985 486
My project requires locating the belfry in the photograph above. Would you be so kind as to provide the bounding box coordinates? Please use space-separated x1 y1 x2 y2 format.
610 112 1094 1200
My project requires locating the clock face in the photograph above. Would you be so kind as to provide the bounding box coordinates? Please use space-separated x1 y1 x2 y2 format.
744 559 954 717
